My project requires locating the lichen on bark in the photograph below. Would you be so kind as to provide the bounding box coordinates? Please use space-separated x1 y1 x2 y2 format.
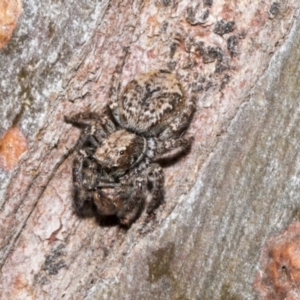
0 1 300 299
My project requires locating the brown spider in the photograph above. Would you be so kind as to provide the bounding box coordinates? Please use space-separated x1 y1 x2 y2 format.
65 69 195 226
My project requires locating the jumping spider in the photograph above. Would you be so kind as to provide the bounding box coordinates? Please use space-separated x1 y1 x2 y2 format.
65 69 195 226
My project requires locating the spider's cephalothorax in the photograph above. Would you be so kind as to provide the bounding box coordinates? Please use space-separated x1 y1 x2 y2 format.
93 129 147 179
65 69 195 226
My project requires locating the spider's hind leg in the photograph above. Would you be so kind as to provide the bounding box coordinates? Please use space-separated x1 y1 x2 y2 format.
107 47 130 125
152 136 194 162
65 110 116 136
64 111 103 127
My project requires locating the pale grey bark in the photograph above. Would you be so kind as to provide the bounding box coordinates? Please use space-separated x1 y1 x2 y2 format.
0 1 299 299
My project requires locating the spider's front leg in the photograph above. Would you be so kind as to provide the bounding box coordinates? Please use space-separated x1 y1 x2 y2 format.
93 187 122 217
145 163 164 215
72 187 95 217
116 174 147 226
72 154 96 217
72 153 117 216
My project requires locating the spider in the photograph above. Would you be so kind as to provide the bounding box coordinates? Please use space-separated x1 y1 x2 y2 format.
65 69 195 226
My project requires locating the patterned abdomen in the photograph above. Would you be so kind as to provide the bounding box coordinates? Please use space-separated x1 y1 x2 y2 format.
119 70 186 136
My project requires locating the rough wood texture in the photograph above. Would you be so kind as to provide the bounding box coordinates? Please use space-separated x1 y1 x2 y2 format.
0 0 300 299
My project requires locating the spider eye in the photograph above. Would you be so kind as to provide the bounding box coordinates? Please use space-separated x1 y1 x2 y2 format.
119 150 124 155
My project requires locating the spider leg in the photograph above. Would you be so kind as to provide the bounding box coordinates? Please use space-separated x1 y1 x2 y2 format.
72 153 85 188
145 164 164 214
75 150 118 189
72 187 95 217
79 135 99 150
152 136 194 161
108 47 130 125
93 189 119 216
65 110 117 136
72 154 118 217
96 169 119 188
64 111 103 127
72 154 95 217
73 153 97 189
159 95 196 140
116 175 146 226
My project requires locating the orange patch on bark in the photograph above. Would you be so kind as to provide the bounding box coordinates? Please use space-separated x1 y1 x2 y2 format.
0 127 27 170
0 0 22 49
254 223 300 300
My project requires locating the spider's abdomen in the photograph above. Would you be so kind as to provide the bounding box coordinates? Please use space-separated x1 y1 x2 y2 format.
119 70 185 136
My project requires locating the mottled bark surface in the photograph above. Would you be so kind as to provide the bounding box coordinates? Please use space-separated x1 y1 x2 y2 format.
0 0 300 299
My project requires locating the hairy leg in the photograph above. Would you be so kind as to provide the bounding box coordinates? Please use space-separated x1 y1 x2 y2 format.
93 189 119 216
73 154 97 189
72 154 117 216
152 136 193 161
65 110 116 137
71 155 95 216
107 47 130 125
65 111 103 127
72 187 95 217
146 163 164 214
116 175 146 226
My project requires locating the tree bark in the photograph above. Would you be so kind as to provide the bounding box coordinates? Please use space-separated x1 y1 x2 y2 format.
0 0 299 299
